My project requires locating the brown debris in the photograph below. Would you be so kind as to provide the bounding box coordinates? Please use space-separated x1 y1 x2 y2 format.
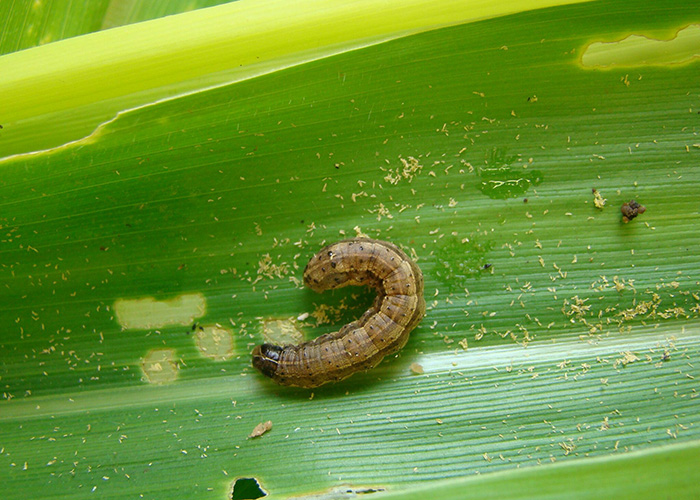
248 421 273 439
410 363 424 374
621 199 646 223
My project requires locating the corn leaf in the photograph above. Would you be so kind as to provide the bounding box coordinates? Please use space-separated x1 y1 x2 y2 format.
1 1 699 499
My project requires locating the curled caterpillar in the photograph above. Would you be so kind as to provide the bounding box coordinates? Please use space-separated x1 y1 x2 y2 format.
252 238 425 388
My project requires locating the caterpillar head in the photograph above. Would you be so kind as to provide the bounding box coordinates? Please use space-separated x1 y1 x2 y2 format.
252 344 283 379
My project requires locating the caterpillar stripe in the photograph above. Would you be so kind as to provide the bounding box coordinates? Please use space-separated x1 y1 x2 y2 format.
252 238 425 388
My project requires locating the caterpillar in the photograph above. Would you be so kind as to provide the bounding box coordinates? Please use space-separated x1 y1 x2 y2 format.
252 238 425 388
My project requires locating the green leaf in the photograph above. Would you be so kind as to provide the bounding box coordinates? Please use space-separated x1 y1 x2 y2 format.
1 0 699 499
0 0 238 56
0 0 580 157
380 440 700 500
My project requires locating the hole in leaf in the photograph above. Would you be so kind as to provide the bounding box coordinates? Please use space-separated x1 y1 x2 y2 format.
230 477 267 500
